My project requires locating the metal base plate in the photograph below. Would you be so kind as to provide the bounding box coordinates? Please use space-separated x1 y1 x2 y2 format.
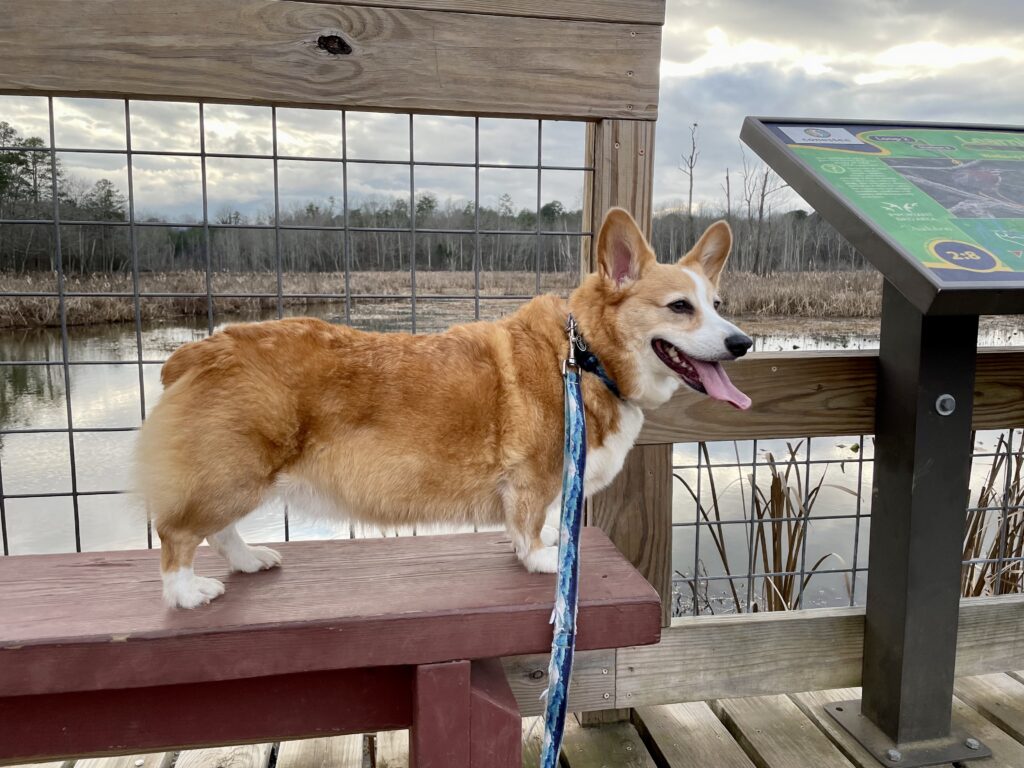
825 699 992 767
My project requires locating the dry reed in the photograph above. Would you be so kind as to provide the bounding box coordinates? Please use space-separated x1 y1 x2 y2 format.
962 433 1024 597
0 269 883 329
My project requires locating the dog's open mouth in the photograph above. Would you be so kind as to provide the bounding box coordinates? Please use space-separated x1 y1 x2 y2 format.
652 339 752 410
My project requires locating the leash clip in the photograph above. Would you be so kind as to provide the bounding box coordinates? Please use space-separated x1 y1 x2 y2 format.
563 314 582 374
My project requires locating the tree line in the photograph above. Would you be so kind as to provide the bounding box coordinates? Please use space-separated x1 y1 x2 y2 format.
1 120 866 277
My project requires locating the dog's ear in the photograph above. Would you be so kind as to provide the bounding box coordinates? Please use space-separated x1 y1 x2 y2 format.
680 220 732 286
597 207 656 287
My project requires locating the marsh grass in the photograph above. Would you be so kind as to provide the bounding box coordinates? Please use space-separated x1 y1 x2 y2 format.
962 433 1024 597
676 440 852 615
0 269 883 329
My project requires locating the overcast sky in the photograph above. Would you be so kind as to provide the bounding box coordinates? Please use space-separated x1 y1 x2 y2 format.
2 0 1023 221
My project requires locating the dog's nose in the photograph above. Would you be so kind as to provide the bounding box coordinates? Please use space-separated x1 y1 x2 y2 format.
725 333 753 358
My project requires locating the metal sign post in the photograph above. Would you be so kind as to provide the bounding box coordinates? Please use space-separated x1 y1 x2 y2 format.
741 117 1024 767
823 281 985 766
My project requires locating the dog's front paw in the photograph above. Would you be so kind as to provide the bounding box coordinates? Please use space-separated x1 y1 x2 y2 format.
522 545 560 574
228 545 282 574
541 524 560 547
162 570 226 609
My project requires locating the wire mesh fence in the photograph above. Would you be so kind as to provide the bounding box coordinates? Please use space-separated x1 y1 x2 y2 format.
671 428 1024 617
0 96 590 554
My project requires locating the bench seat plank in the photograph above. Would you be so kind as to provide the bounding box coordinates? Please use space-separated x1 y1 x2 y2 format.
0 528 660 697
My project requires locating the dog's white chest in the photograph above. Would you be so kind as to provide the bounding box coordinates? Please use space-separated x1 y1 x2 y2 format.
584 402 644 496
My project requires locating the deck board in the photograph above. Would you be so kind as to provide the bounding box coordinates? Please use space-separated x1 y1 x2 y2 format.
276 735 364 768
174 745 273 768
955 673 1024 744
375 731 409 768
795 684 1024 768
560 718 656 767
521 718 545 767
75 756 173 768
712 695 856 768
633 703 755 768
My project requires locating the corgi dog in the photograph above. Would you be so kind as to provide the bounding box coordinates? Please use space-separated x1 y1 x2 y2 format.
135 208 752 608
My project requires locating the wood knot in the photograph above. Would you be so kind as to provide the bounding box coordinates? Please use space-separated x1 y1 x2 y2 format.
318 34 352 55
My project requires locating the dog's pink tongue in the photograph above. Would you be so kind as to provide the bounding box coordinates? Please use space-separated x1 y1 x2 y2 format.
689 358 752 410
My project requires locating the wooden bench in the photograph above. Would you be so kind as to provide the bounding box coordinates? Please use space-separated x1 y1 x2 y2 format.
0 527 660 767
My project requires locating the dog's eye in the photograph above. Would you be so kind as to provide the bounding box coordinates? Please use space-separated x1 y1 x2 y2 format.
713 299 722 310
668 299 694 314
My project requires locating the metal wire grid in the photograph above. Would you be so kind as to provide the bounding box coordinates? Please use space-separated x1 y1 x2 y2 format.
672 428 1024 617
0 97 593 555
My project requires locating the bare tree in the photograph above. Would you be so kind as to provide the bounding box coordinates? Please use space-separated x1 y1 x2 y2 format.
721 167 731 222
739 148 788 275
678 122 699 242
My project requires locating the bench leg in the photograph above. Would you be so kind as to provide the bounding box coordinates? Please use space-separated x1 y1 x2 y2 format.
470 658 522 768
411 660 471 768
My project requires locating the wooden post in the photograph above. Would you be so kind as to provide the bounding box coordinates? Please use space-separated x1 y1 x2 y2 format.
411 661 471 768
584 119 671 624
582 119 669 726
470 659 522 768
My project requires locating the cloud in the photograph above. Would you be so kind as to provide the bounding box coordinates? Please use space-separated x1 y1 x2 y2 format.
654 0 1024 211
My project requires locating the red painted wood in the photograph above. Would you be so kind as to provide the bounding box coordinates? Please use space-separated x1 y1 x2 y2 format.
0 666 412 765
0 528 661 697
470 658 522 768
411 661 472 768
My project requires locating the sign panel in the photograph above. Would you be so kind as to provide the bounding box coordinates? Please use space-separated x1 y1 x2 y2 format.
742 118 1024 314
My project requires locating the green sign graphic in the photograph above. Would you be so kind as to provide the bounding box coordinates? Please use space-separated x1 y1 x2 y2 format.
777 125 1024 284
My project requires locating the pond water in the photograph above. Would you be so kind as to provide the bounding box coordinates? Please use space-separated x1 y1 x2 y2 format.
2 306 1023 614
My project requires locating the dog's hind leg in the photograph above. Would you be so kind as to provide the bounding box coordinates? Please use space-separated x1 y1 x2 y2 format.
208 523 281 573
159 524 224 609
503 482 559 574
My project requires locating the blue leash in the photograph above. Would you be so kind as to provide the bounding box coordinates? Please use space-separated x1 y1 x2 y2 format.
539 315 588 768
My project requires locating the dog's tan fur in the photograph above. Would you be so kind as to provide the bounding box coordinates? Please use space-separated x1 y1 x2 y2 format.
136 209 748 608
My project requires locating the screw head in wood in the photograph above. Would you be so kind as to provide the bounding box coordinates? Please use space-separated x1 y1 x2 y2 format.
965 738 981 750
885 748 902 762
936 394 956 416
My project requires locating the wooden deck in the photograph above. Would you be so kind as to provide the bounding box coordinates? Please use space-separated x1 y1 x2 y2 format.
15 672 1024 768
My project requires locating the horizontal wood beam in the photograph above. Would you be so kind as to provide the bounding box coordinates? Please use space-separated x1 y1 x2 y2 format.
615 595 1024 708
639 348 1024 444
288 0 667 25
503 650 615 717
0 1 661 120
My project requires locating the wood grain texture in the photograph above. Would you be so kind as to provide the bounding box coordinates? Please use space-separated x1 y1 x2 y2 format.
76 755 174 768
560 719 657 767
617 595 1024 707
276 735 364 768
955 673 1024 744
633 703 756 768
502 650 615 717
288 0 667 25
638 348 1024 444
588 444 673 627
175 745 273 768
520 718 545 767
583 120 657 271
0 529 660 697
796 686 1024 768
0 1 660 120
376 731 410 768
713 695 855 768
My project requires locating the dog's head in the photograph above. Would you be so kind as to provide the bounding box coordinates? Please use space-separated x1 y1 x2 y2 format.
582 207 752 411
